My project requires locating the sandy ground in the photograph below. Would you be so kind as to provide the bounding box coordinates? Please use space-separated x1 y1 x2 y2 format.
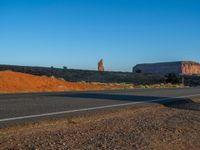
0 98 200 150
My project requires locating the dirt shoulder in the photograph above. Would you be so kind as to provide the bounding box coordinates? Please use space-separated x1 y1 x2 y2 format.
1 98 200 150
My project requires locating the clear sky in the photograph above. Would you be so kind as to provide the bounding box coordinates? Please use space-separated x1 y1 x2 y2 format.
0 0 200 71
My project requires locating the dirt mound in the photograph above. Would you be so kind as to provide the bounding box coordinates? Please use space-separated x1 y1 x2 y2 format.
0 70 128 93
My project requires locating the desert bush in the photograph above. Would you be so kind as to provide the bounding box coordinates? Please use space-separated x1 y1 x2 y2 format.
135 69 142 73
63 66 68 70
165 73 180 84
80 81 87 84
58 78 65 81
50 75 55 79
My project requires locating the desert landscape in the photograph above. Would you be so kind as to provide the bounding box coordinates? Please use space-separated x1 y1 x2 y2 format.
0 69 199 150
1 0 200 149
0 70 184 93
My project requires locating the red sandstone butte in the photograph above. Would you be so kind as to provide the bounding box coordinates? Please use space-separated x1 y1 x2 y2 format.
181 61 200 75
133 61 200 75
98 59 104 72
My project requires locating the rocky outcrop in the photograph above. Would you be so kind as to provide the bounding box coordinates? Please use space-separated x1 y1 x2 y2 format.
98 59 104 72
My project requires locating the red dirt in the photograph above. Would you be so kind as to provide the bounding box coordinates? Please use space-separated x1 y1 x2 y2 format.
0 70 128 93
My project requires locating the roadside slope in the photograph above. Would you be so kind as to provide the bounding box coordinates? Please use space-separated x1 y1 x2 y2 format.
0 70 132 93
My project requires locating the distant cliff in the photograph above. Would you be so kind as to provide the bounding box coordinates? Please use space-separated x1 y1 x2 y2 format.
133 61 200 75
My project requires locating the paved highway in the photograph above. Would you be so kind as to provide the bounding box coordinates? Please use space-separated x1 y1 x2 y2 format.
0 88 200 126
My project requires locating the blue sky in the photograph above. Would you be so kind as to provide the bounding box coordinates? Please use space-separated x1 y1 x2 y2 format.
0 0 200 71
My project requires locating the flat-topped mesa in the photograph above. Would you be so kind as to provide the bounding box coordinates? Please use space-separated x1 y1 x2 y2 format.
133 61 200 75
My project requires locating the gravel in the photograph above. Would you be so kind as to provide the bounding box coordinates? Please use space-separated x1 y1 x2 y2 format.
0 99 200 150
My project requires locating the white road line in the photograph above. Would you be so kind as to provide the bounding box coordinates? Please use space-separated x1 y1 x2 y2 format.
0 93 200 123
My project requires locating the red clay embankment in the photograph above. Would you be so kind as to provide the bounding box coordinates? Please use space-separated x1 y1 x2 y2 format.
0 70 130 93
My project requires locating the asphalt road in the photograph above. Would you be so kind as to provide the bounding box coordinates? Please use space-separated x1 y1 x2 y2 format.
0 88 200 127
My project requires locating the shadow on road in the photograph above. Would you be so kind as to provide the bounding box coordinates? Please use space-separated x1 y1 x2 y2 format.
50 93 200 111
